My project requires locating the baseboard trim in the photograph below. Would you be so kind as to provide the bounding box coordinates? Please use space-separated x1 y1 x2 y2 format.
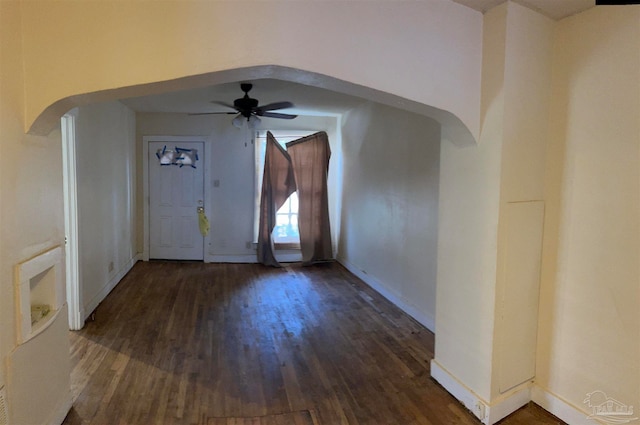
487 384 532 424
430 360 533 424
337 257 435 332
207 253 303 264
531 385 595 425
430 359 489 422
83 254 140 322
208 254 256 263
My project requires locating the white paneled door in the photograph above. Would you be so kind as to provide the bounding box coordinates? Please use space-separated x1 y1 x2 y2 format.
149 141 205 260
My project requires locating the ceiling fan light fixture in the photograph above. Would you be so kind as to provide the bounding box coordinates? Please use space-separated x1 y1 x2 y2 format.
232 115 244 128
248 115 261 129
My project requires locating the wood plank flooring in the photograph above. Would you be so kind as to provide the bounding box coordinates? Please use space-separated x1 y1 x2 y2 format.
63 261 564 425
206 410 316 425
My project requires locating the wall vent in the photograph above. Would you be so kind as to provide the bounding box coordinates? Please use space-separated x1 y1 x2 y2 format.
0 385 8 425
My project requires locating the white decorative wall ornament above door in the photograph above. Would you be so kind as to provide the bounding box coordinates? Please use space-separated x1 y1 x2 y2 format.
156 145 199 168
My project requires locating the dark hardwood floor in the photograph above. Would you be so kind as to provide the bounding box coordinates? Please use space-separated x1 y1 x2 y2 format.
63 261 564 425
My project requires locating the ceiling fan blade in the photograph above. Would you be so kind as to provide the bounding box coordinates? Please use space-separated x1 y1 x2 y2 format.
254 101 294 113
190 100 240 116
210 101 238 110
259 111 298 120
188 112 237 115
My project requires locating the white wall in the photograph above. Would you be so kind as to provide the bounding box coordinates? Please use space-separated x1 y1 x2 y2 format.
338 102 440 331
0 2 70 423
136 113 339 262
74 101 137 319
536 5 640 420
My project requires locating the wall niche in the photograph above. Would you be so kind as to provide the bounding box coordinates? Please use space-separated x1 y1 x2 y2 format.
15 246 64 344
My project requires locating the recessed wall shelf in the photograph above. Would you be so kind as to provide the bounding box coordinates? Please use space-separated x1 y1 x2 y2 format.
15 246 64 344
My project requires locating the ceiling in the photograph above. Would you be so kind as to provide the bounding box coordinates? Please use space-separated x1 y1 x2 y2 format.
451 0 595 20
121 0 596 119
121 79 366 118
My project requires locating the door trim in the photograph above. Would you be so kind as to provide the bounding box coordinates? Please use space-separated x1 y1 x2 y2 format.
143 136 211 261
61 110 83 330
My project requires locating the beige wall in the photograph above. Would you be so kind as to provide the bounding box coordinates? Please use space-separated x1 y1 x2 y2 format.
0 1 70 423
537 5 640 415
434 2 553 417
338 102 440 331
436 3 639 423
491 1 553 399
434 3 507 401
18 0 482 145
74 101 137 318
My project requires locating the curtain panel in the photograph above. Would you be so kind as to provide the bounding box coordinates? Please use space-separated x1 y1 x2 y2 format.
286 131 333 265
257 132 297 267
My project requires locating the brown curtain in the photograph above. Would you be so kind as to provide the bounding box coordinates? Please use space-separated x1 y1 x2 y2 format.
286 131 333 265
257 132 297 267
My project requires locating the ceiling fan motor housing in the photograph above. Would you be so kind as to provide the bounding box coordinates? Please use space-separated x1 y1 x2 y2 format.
234 97 259 117
234 83 258 117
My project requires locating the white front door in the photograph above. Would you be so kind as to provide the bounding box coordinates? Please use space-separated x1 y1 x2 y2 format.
149 141 205 260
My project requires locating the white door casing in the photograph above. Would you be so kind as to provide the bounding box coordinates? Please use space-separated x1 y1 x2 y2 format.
62 110 83 330
148 141 205 260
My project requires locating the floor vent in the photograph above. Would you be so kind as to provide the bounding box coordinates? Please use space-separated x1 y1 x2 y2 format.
0 386 8 425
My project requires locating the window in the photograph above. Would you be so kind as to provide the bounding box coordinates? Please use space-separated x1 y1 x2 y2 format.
254 130 315 247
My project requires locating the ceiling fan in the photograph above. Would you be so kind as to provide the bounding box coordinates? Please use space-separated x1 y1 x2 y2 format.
190 83 297 128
